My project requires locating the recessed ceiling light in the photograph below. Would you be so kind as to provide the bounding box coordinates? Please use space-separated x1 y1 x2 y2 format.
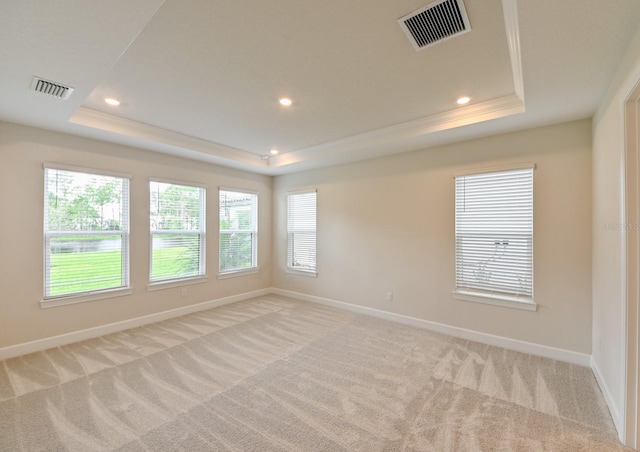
270 149 279 155
104 98 120 106
279 97 292 106
457 96 471 105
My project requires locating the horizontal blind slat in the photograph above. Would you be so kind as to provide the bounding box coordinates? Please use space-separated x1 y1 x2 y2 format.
287 191 317 272
150 181 206 282
44 167 130 298
455 168 533 299
219 189 258 272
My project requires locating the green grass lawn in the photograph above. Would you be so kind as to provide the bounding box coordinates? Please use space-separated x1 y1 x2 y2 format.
49 247 196 296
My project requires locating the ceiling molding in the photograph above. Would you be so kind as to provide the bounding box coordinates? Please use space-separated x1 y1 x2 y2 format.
70 92 524 175
70 107 267 169
268 94 525 170
502 0 525 101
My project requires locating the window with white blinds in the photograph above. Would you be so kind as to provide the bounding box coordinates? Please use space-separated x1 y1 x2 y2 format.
44 165 130 300
150 180 206 283
219 189 258 274
287 190 317 274
455 166 534 304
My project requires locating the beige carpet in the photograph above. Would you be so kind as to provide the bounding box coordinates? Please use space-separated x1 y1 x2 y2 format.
0 295 628 451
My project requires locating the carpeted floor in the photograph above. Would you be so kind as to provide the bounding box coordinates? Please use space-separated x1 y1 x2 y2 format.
0 295 628 451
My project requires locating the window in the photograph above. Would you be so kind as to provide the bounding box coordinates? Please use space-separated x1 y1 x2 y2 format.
44 165 130 304
454 165 534 308
287 190 317 275
150 180 206 284
219 189 258 275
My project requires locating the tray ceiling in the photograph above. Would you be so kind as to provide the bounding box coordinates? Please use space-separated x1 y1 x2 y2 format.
1 0 639 174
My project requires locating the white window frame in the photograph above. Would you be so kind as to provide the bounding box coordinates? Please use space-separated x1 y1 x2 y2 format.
42 163 132 308
287 189 317 277
218 187 258 278
453 163 536 311
148 178 207 288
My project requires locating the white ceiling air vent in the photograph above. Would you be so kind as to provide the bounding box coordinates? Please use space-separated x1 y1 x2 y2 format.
398 0 471 51
30 76 74 100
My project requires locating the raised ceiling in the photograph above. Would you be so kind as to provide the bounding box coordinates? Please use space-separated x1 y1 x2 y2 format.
1 0 639 174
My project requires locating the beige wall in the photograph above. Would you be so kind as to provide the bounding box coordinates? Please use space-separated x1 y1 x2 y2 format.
591 26 640 434
0 118 595 356
273 120 593 353
0 122 272 348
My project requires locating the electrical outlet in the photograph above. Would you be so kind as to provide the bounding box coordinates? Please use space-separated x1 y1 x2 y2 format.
181 288 188 297
386 292 393 302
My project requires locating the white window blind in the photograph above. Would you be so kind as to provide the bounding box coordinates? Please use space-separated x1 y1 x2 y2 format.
44 166 130 299
287 190 317 274
219 189 258 274
150 180 206 283
455 167 533 301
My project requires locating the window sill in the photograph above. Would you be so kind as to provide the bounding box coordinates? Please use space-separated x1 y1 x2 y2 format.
41 287 133 309
453 290 537 311
218 268 259 280
147 276 207 291
286 268 317 278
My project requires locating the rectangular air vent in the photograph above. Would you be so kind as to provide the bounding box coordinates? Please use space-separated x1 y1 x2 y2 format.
398 0 471 51
30 76 74 100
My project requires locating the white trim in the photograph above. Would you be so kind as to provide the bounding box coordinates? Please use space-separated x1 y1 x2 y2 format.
286 188 317 195
453 162 536 177
622 77 640 447
150 176 206 189
41 288 133 309
219 186 258 195
43 166 131 305
453 290 537 311
11 287 591 370
43 162 132 180
218 188 259 274
1 288 271 361
502 0 524 101
285 268 318 278
268 94 525 172
146 276 208 291
71 96 525 177
272 288 590 366
592 355 622 434
217 268 259 279
69 107 267 169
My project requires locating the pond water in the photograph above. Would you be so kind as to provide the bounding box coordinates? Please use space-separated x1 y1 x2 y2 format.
50 237 191 253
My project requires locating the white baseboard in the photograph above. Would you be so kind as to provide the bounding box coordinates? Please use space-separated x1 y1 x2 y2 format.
591 355 623 441
0 286 594 369
1 285 620 439
0 288 271 361
272 288 592 367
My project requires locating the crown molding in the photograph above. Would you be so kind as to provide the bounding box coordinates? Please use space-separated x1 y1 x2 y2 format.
70 107 268 170
502 0 525 101
268 94 525 170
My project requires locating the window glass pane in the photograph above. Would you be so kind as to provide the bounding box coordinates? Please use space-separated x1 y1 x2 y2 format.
219 190 258 273
151 233 202 281
288 231 316 270
46 169 127 232
455 168 533 300
150 182 203 231
287 191 317 272
44 167 129 298
47 235 124 296
150 181 205 282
